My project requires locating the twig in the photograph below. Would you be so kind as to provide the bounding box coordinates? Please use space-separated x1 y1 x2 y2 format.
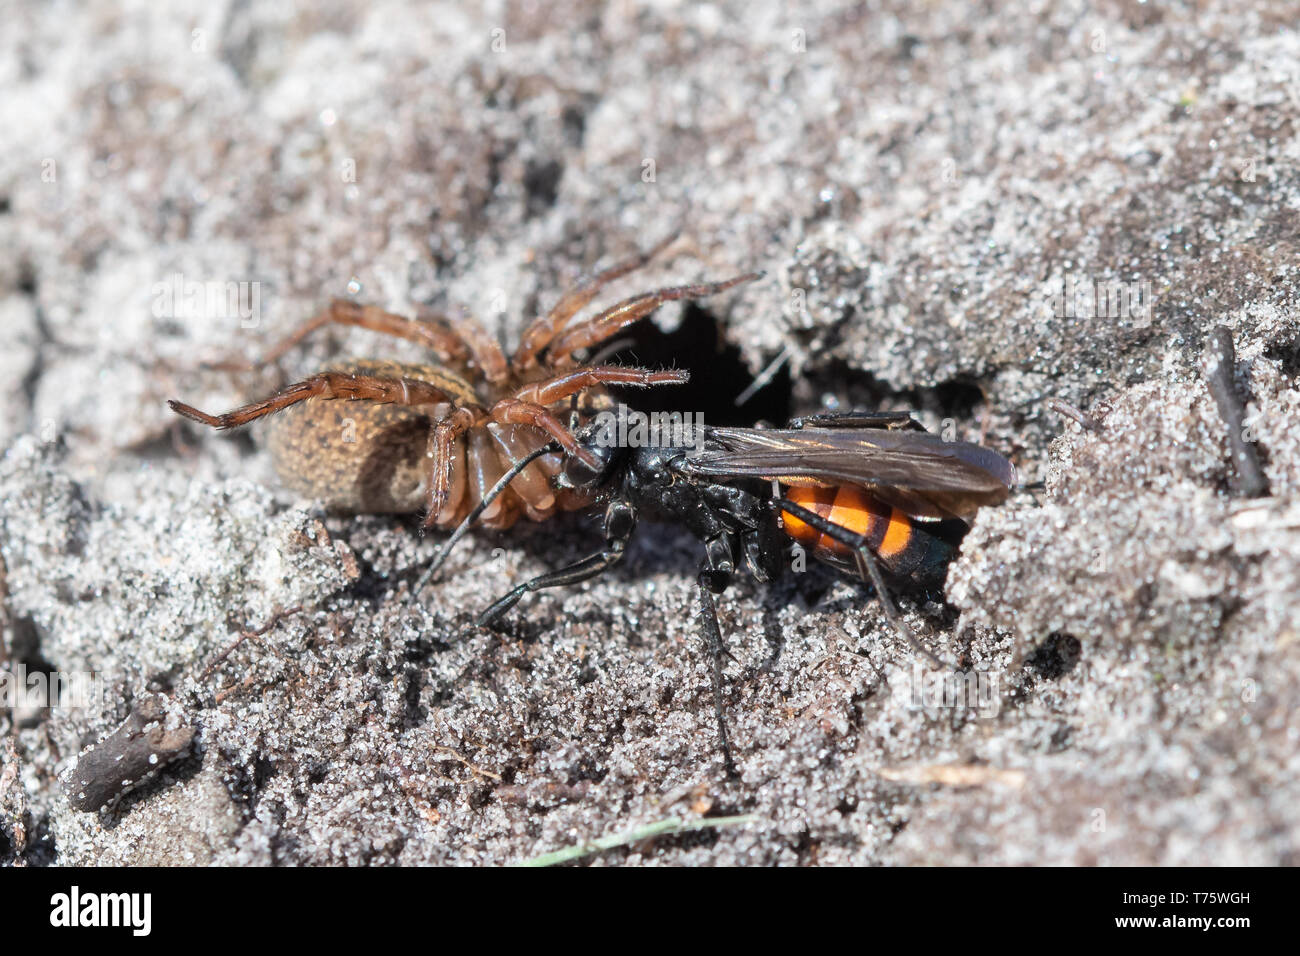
1 735 26 862
514 814 758 867
734 345 793 406
1045 398 1100 431
62 695 195 812
198 605 304 685
1203 325 1268 498
431 745 501 782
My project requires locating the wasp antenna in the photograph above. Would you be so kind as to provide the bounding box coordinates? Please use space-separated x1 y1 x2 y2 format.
416 441 562 593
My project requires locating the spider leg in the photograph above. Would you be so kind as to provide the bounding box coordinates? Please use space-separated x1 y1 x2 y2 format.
544 271 763 365
512 233 679 370
168 370 460 430
512 365 689 406
422 405 477 528
490 398 602 471
206 298 473 372
477 498 637 626
772 496 950 669
441 307 510 385
585 335 639 367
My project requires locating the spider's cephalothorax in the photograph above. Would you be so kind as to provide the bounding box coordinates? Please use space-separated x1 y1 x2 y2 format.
168 236 760 530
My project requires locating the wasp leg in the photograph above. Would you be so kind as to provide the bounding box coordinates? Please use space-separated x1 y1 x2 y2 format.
698 481 782 583
788 411 925 431
772 496 950 670
698 535 740 778
477 499 637 627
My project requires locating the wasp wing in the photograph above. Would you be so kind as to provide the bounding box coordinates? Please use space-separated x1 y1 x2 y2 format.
684 426 1016 522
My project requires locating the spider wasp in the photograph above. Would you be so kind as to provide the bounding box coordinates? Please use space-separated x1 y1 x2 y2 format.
440 407 1016 775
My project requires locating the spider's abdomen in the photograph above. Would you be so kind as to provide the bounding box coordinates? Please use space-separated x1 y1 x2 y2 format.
264 360 588 529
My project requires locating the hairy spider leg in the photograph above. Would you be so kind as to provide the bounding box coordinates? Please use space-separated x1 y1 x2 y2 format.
545 272 763 366
205 298 473 373
512 233 679 370
168 370 462 430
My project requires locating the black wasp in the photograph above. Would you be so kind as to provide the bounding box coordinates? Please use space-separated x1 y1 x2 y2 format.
423 408 1016 775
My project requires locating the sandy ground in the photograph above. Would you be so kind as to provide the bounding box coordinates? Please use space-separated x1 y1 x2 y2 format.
2 0 1299 865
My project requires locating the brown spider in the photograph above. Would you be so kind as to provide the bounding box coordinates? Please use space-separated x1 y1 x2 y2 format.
168 236 760 533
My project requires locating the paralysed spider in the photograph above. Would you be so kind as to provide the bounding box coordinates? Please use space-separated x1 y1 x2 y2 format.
168 236 761 531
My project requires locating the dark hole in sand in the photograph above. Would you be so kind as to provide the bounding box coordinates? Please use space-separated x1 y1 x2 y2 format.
602 303 793 427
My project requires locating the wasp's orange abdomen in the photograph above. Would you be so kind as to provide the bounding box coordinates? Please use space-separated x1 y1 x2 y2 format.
780 484 959 578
